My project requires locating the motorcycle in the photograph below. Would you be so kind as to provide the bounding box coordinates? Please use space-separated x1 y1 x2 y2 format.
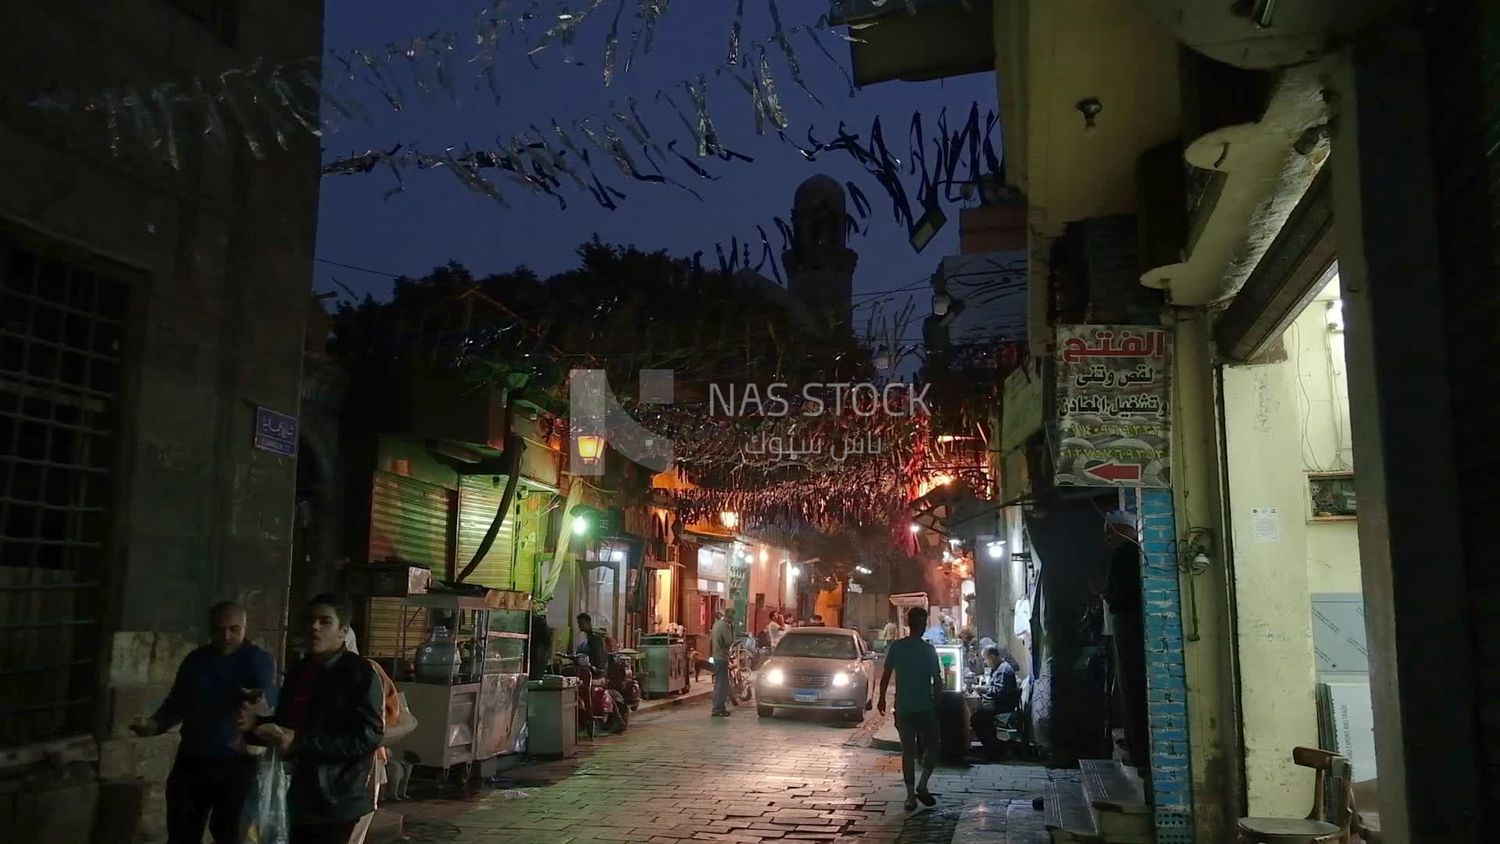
727 638 755 704
556 653 628 736
605 650 643 712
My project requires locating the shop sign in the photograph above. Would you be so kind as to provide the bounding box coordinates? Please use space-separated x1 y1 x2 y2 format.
1054 325 1171 488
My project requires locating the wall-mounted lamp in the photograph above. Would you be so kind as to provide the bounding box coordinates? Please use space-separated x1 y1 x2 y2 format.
575 434 606 465
1076 98 1102 137
986 539 1007 559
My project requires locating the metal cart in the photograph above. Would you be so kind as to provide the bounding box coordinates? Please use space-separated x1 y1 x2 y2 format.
391 590 531 776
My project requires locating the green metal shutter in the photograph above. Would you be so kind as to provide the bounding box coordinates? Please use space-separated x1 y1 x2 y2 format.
365 472 452 657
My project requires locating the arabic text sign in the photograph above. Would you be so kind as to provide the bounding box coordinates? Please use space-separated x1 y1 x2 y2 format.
1054 325 1171 488
253 407 299 457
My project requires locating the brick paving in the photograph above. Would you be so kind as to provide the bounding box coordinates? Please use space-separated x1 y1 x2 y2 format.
388 699 1062 844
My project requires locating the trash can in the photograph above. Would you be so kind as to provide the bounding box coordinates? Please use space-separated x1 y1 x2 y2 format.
526 677 579 759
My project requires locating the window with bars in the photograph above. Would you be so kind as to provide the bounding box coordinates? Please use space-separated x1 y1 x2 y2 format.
0 238 128 748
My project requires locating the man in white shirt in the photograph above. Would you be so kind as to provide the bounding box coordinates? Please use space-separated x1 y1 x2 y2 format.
765 611 786 648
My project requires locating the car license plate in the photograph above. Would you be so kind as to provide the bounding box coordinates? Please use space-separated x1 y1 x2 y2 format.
793 690 818 703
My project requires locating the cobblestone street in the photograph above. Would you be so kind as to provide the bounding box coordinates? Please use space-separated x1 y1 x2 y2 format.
389 698 1058 844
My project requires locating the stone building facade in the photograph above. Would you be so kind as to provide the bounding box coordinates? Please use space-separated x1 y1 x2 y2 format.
0 2 322 840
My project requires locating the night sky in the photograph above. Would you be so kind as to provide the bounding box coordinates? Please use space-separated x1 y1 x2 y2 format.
313 1 999 348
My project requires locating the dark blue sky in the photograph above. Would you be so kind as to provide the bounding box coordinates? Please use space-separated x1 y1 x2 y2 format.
313 1 998 346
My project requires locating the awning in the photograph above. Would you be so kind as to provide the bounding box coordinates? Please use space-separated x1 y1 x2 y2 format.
1214 168 1337 361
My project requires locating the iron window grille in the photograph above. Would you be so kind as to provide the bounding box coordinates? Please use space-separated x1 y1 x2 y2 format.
0 237 127 748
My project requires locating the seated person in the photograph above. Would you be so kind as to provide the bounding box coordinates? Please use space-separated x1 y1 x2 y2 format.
969 645 1021 753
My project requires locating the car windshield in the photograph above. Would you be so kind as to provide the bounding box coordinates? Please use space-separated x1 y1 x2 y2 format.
775 632 858 660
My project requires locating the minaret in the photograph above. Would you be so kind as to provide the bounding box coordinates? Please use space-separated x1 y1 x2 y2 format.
784 175 858 339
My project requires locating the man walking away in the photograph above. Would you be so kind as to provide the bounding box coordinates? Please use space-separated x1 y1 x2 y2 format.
710 606 736 717
242 594 384 844
132 601 275 844
878 607 943 811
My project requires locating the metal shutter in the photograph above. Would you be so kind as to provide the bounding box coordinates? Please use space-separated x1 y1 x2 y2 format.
365 472 452 657
457 475 517 591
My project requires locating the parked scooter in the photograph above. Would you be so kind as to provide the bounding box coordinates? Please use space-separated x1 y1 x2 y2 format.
606 649 643 712
556 653 628 736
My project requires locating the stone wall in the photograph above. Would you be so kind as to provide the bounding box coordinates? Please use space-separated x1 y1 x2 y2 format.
0 2 323 841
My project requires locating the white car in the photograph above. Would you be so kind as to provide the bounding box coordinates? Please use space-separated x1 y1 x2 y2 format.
755 627 878 722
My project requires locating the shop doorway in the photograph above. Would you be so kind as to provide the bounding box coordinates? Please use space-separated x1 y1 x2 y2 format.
1219 270 1378 817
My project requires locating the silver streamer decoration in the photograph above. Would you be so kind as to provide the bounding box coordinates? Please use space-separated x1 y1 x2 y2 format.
37 0 867 183
472 10 506 104
120 87 163 163
601 0 625 87
726 0 746 68
766 0 821 106
755 47 790 131
150 84 183 170
683 74 721 158
215 69 265 159
353 48 405 112
84 92 123 159
629 0 672 67
191 78 227 152
529 0 609 58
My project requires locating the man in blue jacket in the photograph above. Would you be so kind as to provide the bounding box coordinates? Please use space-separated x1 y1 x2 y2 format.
243 594 384 844
132 601 276 844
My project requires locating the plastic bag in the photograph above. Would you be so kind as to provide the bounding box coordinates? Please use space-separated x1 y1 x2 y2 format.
241 748 291 844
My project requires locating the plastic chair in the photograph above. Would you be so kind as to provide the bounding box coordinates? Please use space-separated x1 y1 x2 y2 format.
1237 747 1354 843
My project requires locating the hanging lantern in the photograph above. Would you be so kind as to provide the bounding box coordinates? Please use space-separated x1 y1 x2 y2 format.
576 434 606 465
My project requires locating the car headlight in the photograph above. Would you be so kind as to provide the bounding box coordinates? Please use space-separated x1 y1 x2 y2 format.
832 671 851 688
765 668 785 686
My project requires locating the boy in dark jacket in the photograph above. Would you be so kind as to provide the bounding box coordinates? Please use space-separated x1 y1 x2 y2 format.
241 594 384 844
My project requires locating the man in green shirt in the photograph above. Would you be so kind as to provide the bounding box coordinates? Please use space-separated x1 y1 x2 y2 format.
878 606 944 811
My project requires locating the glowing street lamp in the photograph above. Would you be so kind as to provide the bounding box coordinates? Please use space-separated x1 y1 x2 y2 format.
986 539 1006 559
576 434 606 465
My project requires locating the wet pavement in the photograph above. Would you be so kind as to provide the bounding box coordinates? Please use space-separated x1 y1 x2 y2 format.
388 696 1060 843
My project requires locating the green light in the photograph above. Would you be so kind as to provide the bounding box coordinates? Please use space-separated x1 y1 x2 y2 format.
571 515 590 536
